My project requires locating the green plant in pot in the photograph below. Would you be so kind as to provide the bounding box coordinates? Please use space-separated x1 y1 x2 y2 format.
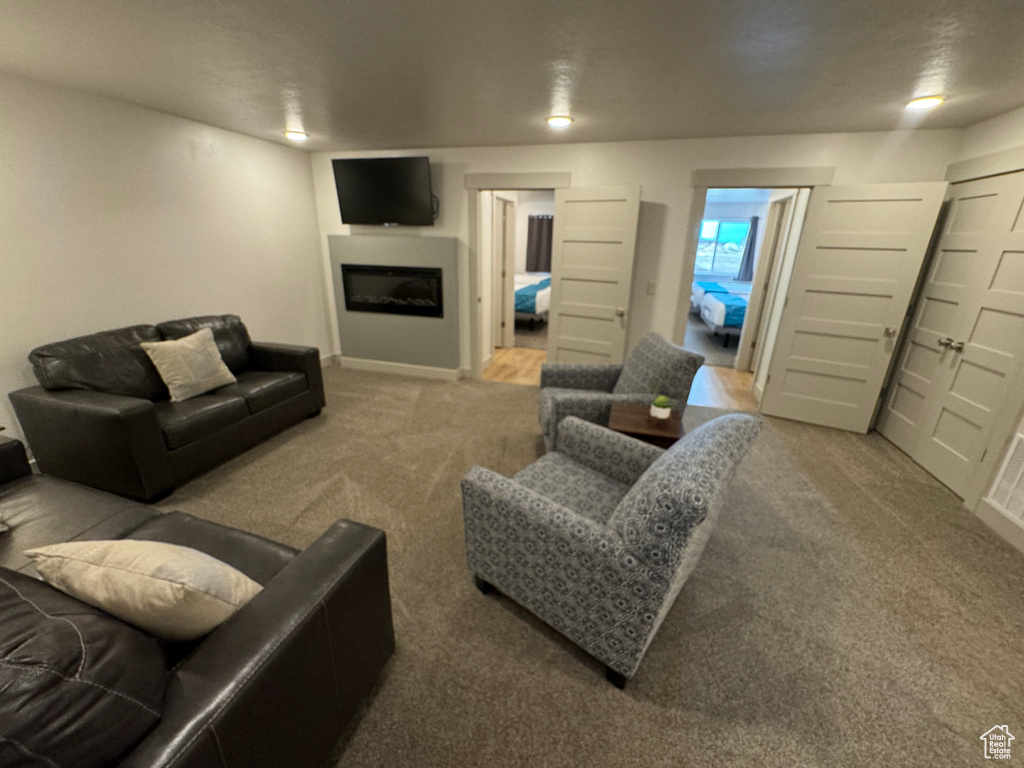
649 394 672 420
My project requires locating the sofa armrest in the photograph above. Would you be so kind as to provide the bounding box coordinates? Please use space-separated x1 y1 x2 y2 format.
248 342 325 411
0 435 32 485
8 387 173 501
461 467 665 678
555 416 664 486
539 362 622 391
118 519 395 768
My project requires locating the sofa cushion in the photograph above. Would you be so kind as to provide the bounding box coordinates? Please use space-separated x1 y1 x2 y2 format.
153 393 249 450
27 540 264 642
0 475 161 573
142 327 238 402
608 413 762 570
216 370 308 414
0 567 166 768
157 314 252 375
28 324 169 400
611 332 704 401
514 452 630 526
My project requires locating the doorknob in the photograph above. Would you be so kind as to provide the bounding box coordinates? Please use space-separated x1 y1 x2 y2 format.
937 337 953 347
615 308 626 318
949 340 965 352
883 327 897 337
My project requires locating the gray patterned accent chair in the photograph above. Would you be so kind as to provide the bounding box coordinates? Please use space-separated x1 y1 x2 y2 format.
461 412 761 687
538 332 704 450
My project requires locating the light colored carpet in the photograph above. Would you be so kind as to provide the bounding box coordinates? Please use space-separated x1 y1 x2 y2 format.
157 366 1024 767
684 315 737 367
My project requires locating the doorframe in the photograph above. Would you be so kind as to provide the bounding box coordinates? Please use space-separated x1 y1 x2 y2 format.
672 167 835 347
465 173 571 379
735 193 791 372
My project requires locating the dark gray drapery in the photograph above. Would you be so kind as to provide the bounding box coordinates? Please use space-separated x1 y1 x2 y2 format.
736 216 759 282
525 215 554 272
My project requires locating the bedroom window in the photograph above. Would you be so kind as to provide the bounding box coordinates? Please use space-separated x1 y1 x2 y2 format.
695 219 751 277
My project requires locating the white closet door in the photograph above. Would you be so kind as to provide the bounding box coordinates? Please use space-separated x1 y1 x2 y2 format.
547 187 641 363
877 171 1024 497
760 182 947 432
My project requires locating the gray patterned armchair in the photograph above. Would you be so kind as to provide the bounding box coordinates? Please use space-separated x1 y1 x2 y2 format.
461 412 760 687
538 332 704 450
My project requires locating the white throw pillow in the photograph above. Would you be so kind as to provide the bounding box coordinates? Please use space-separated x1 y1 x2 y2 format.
25 540 263 642
140 327 236 402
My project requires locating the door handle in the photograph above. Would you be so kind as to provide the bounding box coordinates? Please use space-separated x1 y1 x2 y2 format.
937 337 953 348
615 308 626 318
883 327 897 337
949 340 965 352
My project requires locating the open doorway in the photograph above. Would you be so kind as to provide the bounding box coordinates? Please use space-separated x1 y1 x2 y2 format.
480 188 556 384
683 188 799 371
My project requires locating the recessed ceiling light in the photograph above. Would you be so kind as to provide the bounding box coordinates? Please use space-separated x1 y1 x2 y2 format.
285 131 308 141
547 116 573 128
906 96 943 111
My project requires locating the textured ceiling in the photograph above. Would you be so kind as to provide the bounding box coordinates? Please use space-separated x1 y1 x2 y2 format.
2 0 1023 151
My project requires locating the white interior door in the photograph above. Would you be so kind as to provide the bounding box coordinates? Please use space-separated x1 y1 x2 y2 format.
877 171 1024 497
736 195 789 372
547 186 641 363
760 182 947 432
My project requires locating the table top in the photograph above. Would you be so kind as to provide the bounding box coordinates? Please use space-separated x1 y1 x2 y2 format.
607 402 683 439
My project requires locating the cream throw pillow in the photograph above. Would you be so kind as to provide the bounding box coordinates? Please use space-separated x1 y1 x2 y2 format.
140 327 236 402
25 540 263 641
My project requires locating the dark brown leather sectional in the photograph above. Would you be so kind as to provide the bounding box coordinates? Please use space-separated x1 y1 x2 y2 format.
0 435 395 768
9 315 325 501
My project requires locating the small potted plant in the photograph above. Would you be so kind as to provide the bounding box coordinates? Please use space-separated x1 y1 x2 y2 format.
649 394 672 420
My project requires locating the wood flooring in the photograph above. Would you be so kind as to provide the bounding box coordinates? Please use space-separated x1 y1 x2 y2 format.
482 347 759 412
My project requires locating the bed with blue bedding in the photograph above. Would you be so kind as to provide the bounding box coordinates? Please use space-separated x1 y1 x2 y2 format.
515 272 551 326
691 280 752 340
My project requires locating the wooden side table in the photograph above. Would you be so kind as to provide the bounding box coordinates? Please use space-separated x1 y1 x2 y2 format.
607 403 683 449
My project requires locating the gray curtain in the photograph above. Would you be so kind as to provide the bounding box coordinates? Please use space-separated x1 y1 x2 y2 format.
736 216 759 282
525 215 554 272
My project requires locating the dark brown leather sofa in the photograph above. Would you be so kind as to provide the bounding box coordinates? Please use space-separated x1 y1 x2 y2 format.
9 315 326 501
0 435 394 768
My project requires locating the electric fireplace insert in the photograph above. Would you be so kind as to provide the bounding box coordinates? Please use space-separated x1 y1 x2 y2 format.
340 264 443 317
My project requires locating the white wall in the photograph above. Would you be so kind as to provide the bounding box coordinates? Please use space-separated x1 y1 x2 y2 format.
0 74 329 442
312 129 960 369
511 190 555 274
956 105 1024 161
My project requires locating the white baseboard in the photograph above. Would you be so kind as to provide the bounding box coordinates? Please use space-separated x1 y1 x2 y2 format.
482 354 493 371
752 381 763 403
973 498 1024 555
337 356 462 380
321 352 340 366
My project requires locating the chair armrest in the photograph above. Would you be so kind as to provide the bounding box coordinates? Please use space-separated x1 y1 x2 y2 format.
0 435 32 484
8 386 173 500
555 417 664 486
118 519 395 768
248 342 325 411
461 467 665 678
540 362 622 391
538 390 660 449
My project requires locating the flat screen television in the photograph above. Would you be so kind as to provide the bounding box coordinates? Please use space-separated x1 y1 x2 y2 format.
331 156 435 226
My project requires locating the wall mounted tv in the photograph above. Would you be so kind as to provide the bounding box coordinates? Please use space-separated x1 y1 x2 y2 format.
331 156 436 226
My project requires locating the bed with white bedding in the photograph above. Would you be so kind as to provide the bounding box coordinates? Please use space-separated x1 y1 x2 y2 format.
515 272 551 326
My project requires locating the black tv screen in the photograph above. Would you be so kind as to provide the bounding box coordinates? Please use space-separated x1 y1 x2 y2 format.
331 156 435 226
